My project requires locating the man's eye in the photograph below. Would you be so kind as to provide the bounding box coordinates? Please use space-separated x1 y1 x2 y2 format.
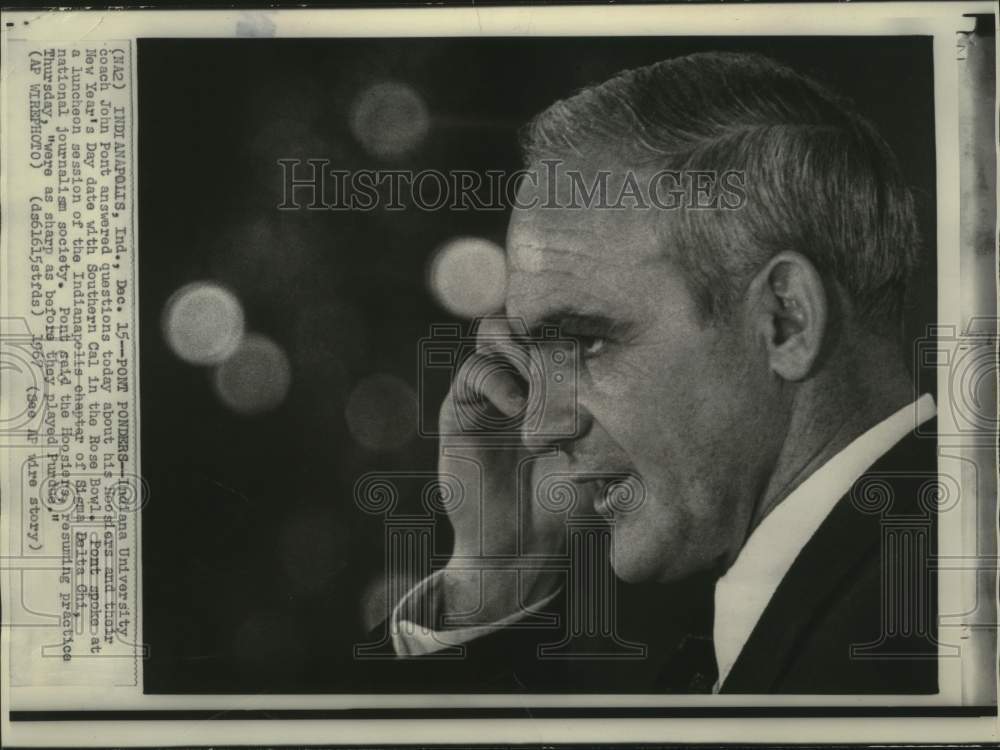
578 336 607 358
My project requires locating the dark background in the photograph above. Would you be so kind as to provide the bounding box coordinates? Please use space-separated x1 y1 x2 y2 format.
138 36 937 693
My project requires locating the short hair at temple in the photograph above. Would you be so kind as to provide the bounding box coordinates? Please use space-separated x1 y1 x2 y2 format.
520 51 922 332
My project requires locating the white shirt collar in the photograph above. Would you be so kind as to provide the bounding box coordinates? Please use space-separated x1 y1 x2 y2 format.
712 394 937 689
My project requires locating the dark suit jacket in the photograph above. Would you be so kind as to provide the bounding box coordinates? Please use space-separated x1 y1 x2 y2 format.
720 419 939 693
356 422 938 695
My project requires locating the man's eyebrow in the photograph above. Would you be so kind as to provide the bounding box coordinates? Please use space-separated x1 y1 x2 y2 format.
515 307 621 339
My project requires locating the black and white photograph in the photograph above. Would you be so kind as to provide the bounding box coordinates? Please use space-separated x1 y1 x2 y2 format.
139 33 946 696
0 3 996 746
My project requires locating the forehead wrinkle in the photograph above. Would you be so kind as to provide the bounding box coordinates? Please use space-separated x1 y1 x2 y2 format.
508 261 598 284
508 260 640 289
509 244 662 275
507 249 669 317
510 210 668 264
507 268 606 300
505 268 641 324
510 244 584 273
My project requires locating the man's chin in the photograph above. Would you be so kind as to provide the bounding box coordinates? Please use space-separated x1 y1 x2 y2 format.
607 522 692 584
607 537 662 583
608 558 650 584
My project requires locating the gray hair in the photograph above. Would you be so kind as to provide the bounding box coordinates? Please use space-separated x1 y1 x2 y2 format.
521 52 921 329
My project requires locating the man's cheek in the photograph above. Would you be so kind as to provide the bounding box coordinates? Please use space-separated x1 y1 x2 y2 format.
585 379 677 450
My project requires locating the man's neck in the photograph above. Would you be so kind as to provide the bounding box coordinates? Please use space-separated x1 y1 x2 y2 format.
748 343 915 535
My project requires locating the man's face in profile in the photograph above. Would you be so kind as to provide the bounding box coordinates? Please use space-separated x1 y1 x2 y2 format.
505 164 784 582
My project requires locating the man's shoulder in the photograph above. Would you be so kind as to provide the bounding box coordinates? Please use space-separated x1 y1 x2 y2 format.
777 548 937 693
722 422 939 694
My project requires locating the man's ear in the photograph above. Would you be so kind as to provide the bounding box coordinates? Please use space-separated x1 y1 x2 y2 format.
746 251 827 382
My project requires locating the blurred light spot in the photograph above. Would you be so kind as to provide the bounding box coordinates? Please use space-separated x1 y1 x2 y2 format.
278 506 347 595
428 237 507 318
349 82 430 159
345 373 417 451
213 333 292 415
162 282 245 365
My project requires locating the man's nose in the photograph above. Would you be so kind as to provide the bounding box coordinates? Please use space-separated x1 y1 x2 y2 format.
519 339 589 450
